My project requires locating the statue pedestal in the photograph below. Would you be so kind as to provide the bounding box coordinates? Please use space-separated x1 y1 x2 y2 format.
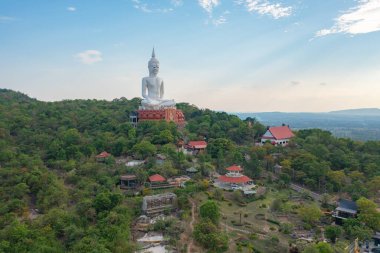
137 108 185 126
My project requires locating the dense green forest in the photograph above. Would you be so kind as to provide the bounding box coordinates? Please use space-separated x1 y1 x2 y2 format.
0 88 379 252
0 89 265 252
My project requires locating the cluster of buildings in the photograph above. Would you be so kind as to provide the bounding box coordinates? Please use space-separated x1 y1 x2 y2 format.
120 173 191 190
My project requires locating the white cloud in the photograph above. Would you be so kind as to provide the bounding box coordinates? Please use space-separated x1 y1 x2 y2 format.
76 50 103 65
316 0 380 37
212 15 227 26
0 16 15 23
132 0 174 13
199 0 220 13
171 0 183 6
210 10 230 26
237 0 292 19
133 0 153 13
67 6 76 12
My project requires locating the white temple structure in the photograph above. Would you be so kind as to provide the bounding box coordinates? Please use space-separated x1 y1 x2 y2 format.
134 49 185 126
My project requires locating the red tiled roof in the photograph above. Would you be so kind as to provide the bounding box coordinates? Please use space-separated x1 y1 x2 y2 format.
96 151 111 158
188 141 207 149
226 165 243 172
268 126 294 140
149 174 166 182
218 175 252 184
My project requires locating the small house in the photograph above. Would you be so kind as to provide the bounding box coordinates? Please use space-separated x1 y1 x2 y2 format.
120 175 139 190
261 125 294 146
149 174 166 184
96 151 111 162
332 199 358 225
147 174 172 189
186 140 207 155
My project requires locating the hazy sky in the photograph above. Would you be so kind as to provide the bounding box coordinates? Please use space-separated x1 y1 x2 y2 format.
1 0 380 112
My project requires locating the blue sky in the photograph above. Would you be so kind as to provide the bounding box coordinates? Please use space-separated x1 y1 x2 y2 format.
1 0 380 112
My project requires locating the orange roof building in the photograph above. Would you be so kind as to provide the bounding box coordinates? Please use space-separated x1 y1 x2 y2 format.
187 140 207 149
148 174 166 183
96 151 111 158
95 151 111 162
218 175 252 184
216 165 254 190
261 125 294 146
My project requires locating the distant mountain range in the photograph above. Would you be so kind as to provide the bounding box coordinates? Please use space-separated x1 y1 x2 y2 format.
329 108 380 116
234 108 380 141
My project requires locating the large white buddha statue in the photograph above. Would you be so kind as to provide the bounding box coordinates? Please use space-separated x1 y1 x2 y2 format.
141 49 176 110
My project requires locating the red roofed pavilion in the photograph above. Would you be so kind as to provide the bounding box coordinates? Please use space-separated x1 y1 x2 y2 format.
226 165 243 172
96 151 111 158
216 165 254 190
188 141 207 149
218 175 252 184
186 140 207 155
261 125 294 146
149 174 166 183
96 151 111 162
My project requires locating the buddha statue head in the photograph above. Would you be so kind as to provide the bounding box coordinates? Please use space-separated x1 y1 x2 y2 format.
148 48 159 76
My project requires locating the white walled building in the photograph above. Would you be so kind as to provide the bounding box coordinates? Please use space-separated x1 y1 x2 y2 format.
261 125 294 146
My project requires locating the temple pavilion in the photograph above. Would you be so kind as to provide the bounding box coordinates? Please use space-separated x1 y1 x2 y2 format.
216 165 255 191
261 125 294 146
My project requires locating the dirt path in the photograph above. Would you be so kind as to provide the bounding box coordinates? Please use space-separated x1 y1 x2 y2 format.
221 222 250 234
187 199 196 253
271 173 323 202
290 183 322 201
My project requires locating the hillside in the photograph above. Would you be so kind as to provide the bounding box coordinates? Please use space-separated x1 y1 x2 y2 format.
0 89 265 252
0 89 380 253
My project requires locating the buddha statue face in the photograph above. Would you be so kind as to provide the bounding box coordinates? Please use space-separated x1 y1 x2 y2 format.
148 61 159 76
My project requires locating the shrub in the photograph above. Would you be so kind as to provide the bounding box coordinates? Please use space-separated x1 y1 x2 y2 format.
249 233 258 240
270 236 279 244
200 200 220 224
279 223 293 234
193 219 228 252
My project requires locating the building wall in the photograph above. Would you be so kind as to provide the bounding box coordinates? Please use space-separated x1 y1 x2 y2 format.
261 138 291 146
142 193 177 216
